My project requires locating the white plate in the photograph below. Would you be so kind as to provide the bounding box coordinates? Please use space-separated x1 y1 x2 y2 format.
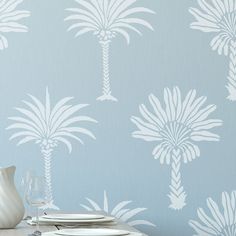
55 228 130 236
42 214 104 220
34 216 115 224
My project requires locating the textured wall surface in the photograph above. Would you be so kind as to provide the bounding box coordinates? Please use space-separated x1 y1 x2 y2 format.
1 0 236 235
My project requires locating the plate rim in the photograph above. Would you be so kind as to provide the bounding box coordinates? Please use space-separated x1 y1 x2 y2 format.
41 214 105 220
55 228 129 236
35 216 115 223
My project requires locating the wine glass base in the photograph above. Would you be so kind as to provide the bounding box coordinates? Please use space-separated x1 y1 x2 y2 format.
28 230 41 236
24 216 32 220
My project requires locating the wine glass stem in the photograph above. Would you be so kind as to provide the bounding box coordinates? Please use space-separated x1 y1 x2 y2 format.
36 207 39 232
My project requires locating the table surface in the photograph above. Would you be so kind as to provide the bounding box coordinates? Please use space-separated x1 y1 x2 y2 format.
0 215 147 236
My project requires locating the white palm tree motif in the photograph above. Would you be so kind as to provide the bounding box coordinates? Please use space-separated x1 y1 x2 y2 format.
189 191 236 235
131 87 222 210
189 0 236 101
0 0 30 50
81 190 155 227
6 88 97 210
64 0 155 102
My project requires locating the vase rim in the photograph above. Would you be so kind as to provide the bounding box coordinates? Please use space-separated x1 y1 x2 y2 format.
0 166 16 172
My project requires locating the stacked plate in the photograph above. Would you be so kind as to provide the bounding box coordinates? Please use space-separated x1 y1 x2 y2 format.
43 228 141 236
30 214 116 226
32 214 142 236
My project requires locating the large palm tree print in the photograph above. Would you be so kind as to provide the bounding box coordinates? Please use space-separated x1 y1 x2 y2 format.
6 88 97 210
190 0 236 101
81 190 155 227
0 0 30 50
189 191 236 235
131 87 222 210
64 0 155 102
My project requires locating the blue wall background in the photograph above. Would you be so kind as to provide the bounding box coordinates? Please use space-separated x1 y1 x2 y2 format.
1 0 236 235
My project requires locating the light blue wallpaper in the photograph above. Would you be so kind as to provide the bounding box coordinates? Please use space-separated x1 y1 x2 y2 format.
1 0 236 235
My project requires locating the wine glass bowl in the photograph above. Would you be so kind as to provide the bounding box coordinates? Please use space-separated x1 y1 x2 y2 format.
21 170 35 220
25 176 48 236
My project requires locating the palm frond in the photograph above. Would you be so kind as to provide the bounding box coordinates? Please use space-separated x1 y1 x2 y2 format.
50 100 73 125
80 204 93 211
191 131 220 141
189 191 236 235
9 131 40 140
120 208 147 222
111 200 132 215
50 104 89 134
108 0 137 24
64 14 99 29
0 34 7 49
0 10 30 22
67 22 97 32
51 132 84 145
81 191 155 227
50 105 72 129
118 7 155 18
0 22 28 32
107 0 125 19
45 87 51 129
65 8 101 27
65 0 154 42
129 220 156 227
192 119 223 130
8 116 44 135
89 0 105 25
53 137 72 153
111 22 142 35
75 28 95 37
74 0 103 25
7 88 97 153
130 116 162 141
112 27 130 43
116 209 130 218
22 101 46 132
62 116 97 127
59 127 96 140
148 94 168 125
0 0 30 49
28 94 46 119
103 191 109 212
14 107 46 134
17 136 38 146
131 87 222 164
84 198 102 211
0 0 24 13
6 122 42 136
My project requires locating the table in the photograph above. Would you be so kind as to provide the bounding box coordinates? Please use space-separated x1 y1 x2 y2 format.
0 218 147 236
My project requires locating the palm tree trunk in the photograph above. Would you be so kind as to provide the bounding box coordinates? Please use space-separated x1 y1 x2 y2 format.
41 146 59 210
97 40 117 102
168 149 186 210
226 40 236 101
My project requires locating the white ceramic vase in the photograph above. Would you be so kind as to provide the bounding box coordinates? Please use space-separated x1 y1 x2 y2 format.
0 166 25 228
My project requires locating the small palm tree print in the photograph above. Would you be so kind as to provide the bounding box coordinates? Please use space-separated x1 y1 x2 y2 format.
81 190 155 227
6 88 97 210
189 191 236 235
64 0 155 102
0 0 30 50
131 87 222 210
190 0 236 101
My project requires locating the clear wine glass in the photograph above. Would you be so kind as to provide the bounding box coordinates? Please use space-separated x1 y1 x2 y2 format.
21 170 35 220
26 176 48 236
